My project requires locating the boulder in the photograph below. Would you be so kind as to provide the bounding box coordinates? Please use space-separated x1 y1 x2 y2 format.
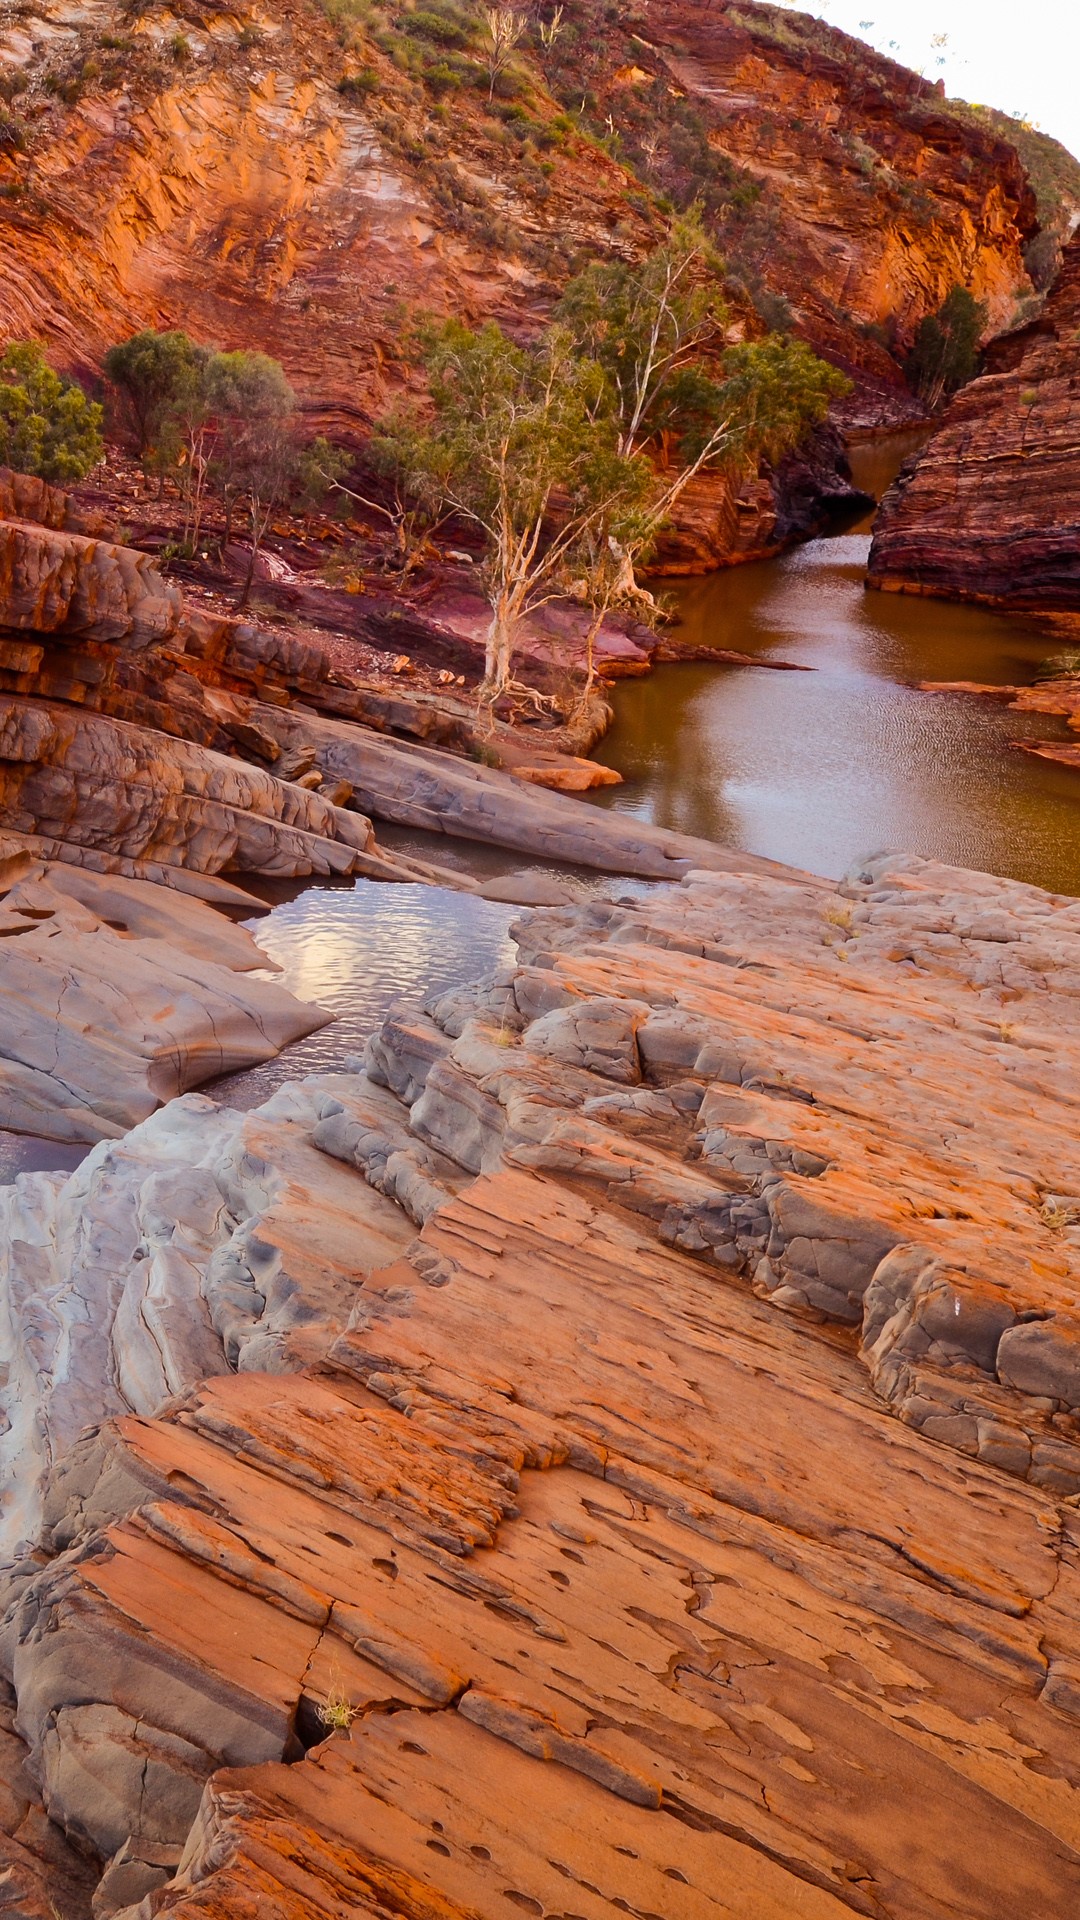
0 518 182 645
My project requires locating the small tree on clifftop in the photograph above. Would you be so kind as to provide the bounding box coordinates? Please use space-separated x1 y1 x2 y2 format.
482 7 526 98
104 330 342 601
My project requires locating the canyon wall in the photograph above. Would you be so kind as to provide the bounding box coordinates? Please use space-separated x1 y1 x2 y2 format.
868 232 1080 607
0 2 1050 455
637 0 1037 413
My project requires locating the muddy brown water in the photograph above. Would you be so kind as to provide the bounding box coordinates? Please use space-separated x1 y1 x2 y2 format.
590 433 1080 898
5 431 1077 1177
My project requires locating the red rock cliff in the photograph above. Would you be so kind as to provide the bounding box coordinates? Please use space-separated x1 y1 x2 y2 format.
634 0 1038 417
0 0 1042 434
868 233 1080 607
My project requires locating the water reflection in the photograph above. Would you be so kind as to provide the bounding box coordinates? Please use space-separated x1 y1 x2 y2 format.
214 878 519 1110
593 442 1080 895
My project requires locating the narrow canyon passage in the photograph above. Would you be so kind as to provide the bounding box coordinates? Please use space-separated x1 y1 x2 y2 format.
594 435 1080 895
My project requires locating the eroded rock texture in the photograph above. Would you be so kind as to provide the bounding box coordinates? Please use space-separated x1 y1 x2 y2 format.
868 233 1080 605
1 851 1078 1917
642 0 1036 401
0 487 404 886
0 851 327 1144
0 479 792 885
0 0 1038 418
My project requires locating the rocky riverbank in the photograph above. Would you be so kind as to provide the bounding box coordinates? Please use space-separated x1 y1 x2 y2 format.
0 458 837 1160
0 844 327 1143
918 670 1080 773
0 462 835 895
0 846 1077 1917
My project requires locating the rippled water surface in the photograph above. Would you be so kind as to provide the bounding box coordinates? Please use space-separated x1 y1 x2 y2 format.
592 437 1080 896
214 873 520 1110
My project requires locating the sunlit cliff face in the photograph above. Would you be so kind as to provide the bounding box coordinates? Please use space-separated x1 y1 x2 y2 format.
0 0 1041 432
638 0 1038 379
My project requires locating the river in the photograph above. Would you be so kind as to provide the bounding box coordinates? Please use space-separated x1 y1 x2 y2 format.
591 434 1080 897
2 430 1076 1178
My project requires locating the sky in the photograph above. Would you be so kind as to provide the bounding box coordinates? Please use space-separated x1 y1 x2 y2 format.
773 0 1080 160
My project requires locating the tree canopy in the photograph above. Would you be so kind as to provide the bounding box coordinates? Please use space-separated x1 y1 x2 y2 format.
375 219 848 697
373 318 650 692
103 329 205 463
0 343 103 484
103 329 334 605
556 209 846 480
204 351 298 606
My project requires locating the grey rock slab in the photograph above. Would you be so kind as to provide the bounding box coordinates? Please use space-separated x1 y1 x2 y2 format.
997 1319 1080 1411
0 696 377 881
0 879 327 1139
245 702 799 880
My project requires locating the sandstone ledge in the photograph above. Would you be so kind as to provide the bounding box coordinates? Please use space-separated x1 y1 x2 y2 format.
0 477 811 889
0 850 1077 1917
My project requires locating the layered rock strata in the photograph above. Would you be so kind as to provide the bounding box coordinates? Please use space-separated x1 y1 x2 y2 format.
0 850 327 1143
0 0 1039 421
868 233 1080 605
242 699 785 879
641 0 1036 392
0 485 797 884
0 0 1056 567
0 491 418 884
0 696 384 882
0 849 1078 1917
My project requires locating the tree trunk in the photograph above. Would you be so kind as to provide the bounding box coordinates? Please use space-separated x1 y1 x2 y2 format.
482 594 515 695
234 493 268 612
235 533 259 612
577 604 606 708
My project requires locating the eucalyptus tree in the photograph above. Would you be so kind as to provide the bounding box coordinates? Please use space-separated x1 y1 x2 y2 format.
0 343 103 483
374 318 649 695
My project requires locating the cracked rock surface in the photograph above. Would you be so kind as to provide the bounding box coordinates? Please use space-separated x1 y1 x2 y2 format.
0 851 1078 1917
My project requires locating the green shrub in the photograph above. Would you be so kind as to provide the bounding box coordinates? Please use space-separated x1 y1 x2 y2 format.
0 109 27 152
338 65 379 95
422 58 465 93
0 342 104 483
104 327 204 456
907 286 988 407
401 5 473 48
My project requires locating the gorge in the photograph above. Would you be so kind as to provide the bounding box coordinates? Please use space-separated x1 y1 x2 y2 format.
0 0 1078 1916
